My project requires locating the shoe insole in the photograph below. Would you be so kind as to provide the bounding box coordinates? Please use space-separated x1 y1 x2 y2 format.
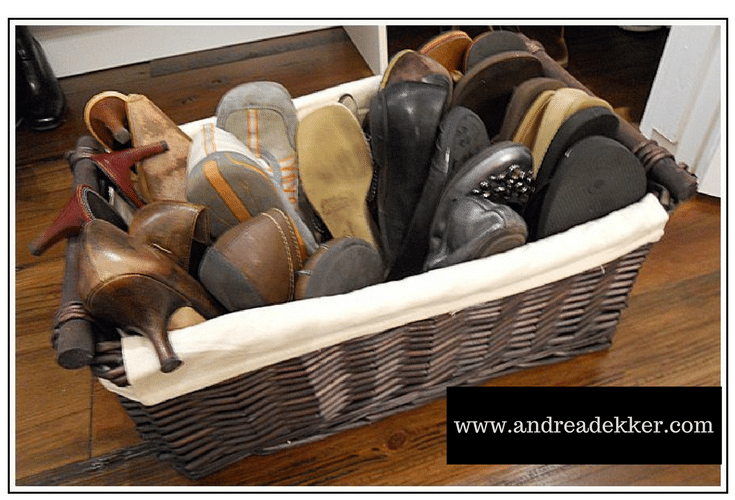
297 103 378 248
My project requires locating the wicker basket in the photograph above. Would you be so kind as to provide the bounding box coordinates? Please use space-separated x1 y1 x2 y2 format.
56 35 697 479
117 244 651 478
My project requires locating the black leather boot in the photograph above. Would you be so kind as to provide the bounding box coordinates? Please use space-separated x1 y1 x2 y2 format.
16 26 66 131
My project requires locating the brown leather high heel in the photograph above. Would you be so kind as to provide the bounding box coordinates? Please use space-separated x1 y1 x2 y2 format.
29 184 127 256
77 219 225 373
128 200 211 277
84 91 131 150
85 141 169 208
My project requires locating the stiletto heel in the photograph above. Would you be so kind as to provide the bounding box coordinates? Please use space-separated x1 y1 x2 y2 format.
90 141 169 208
84 91 131 150
29 184 127 256
78 219 225 373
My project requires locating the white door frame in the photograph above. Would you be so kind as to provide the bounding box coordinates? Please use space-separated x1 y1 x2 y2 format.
638 24 723 197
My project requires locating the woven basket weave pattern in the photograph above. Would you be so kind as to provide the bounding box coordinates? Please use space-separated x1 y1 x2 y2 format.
120 244 651 478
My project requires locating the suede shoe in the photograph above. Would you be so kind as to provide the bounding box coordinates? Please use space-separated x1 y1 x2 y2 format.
418 29 472 82
496 76 566 142
187 123 317 255
216 81 300 205
125 93 192 202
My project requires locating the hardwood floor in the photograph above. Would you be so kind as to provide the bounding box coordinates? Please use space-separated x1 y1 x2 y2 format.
13 25 722 489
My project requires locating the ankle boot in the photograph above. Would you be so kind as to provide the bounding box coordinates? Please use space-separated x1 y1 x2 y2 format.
15 26 65 131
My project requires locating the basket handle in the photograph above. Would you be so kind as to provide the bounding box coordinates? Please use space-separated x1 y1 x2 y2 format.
519 33 699 208
52 136 105 369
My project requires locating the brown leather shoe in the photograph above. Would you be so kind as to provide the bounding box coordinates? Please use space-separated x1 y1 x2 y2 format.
84 91 131 151
198 208 305 312
128 200 211 277
418 30 472 82
77 219 224 373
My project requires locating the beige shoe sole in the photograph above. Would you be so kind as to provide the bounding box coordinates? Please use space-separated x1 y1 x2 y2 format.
297 103 377 248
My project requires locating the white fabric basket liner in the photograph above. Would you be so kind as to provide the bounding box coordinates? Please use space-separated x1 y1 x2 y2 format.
100 76 670 406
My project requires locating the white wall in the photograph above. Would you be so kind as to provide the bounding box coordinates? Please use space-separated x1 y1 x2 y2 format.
29 24 387 79
29 25 331 78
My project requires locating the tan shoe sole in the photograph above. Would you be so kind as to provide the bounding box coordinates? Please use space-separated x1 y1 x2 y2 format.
297 103 377 248
126 94 192 202
83 90 130 150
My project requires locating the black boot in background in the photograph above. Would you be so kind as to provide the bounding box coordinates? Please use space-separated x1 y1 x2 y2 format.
16 26 66 131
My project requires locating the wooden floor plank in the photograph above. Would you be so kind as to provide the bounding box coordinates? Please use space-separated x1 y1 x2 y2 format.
14 352 92 477
90 383 142 458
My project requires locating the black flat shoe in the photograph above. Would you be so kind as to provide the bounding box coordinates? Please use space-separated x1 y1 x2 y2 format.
16 26 66 131
368 80 448 276
388 105 490 280
527 135 647 240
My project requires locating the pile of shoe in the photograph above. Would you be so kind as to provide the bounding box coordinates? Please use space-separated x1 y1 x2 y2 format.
368 28 647 278
31 82 386 374
31 28 648 375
